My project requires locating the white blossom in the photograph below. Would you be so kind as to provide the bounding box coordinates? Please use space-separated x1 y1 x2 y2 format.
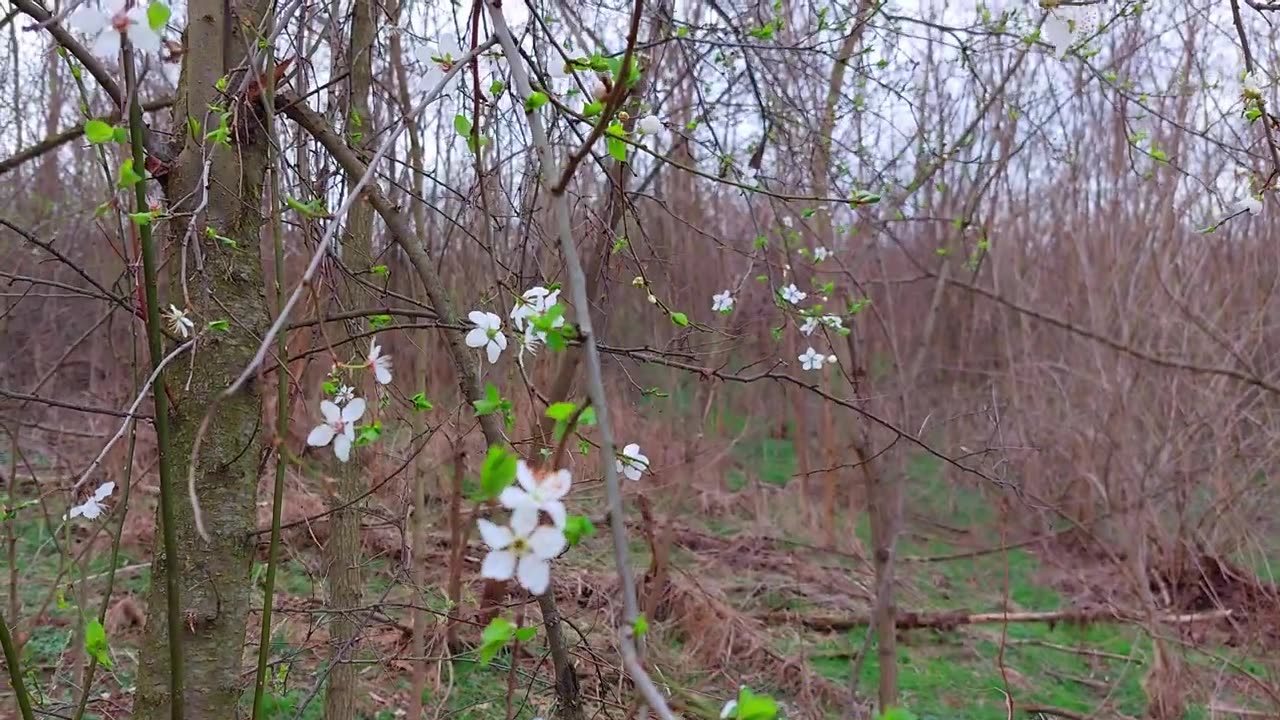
616 443 649 482
368 338 393 385
65 481 115 521
720 700 737 719
500 460 571 528
477 514 566 595
511 286 565 342
1242 71 1265 98
70 1 162 59
799 347 834 371
712 290 734 313
306 398 366 463
780 283 807 305
1042 4 1099 59
812 246 831 263
334 385 355 404
636 115 663 135
164 304 194 338
800 316 819 336
780 216 793 228
465 310 507 364
1224 176 1264 216
820 314 843 330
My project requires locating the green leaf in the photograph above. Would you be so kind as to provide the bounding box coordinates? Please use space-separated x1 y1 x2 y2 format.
478 617 516 665
877 708 917 720
146 2 171 31
85 619 112 669
453 114 473 138
524 91 550 112
546 402 578 421
355 420 382 447
117 158 143 188
187 116 201 139
215 75 229 92
321 379 339 396
489 79 505 96
84 119 114 144
411 392 433 411
734 687 778 720
606 134 627 162
369 314 393 330
371 264 389 277
851 189 881 205
582 100 605 117
112 126 129 144
632 614 649 637
473 382 503 416
579 407 596 426
670 312 689 327
128 211 153 226
208 319 230 332
479 445 517 500
562 514 596 546
514 626 537 642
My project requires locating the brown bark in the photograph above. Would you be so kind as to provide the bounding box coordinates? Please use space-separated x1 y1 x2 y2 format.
133 0 274 716
323 1 377 718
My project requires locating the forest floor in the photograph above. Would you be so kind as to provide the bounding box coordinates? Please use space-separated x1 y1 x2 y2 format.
6 415 1280 720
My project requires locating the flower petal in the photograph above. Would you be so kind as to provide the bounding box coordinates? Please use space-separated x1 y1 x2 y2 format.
529 526 567 559
485 339 502 364
80 501 102 519
320 400 341 423
624 443 639 457
510 505 540 537
91 30 120 59
307 424 336 447
542 469 571 499
516 460 537 492
342 397 367 422
482 550 517 581
544 500 567 528
128 25 161 54
500 486 534 511
69 8 109 34
375 360 392 385
468 310 488 327
465 327 489 349
516 555 551 595
333 433 352 462
477 518 514 549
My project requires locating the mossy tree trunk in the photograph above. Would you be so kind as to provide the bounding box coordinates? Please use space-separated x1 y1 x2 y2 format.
323 2 376 718
133 0 273 716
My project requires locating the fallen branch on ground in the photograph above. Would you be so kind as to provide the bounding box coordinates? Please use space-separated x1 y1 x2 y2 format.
760 607 1233 632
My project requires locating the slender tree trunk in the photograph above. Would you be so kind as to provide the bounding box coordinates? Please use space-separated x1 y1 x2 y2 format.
133 1 274 717
809 2 900 710
324 3 377 718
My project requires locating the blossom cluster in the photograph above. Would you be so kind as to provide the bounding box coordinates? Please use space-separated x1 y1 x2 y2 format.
479 442 649 595
306 338 393 463
464 284 567 365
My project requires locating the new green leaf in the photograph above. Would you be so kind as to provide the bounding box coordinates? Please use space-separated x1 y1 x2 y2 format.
479 445 517 500
85 619 112 669
478 617 516 665
147 2 171 31
84 119 114 144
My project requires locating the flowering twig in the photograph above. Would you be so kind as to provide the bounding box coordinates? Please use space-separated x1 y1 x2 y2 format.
485 2 676 717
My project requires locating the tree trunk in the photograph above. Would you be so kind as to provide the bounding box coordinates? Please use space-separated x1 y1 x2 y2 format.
324 2 377 718
133 1 273 717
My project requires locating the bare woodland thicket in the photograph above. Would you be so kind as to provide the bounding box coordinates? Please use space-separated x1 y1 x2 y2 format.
4 0 1280 718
